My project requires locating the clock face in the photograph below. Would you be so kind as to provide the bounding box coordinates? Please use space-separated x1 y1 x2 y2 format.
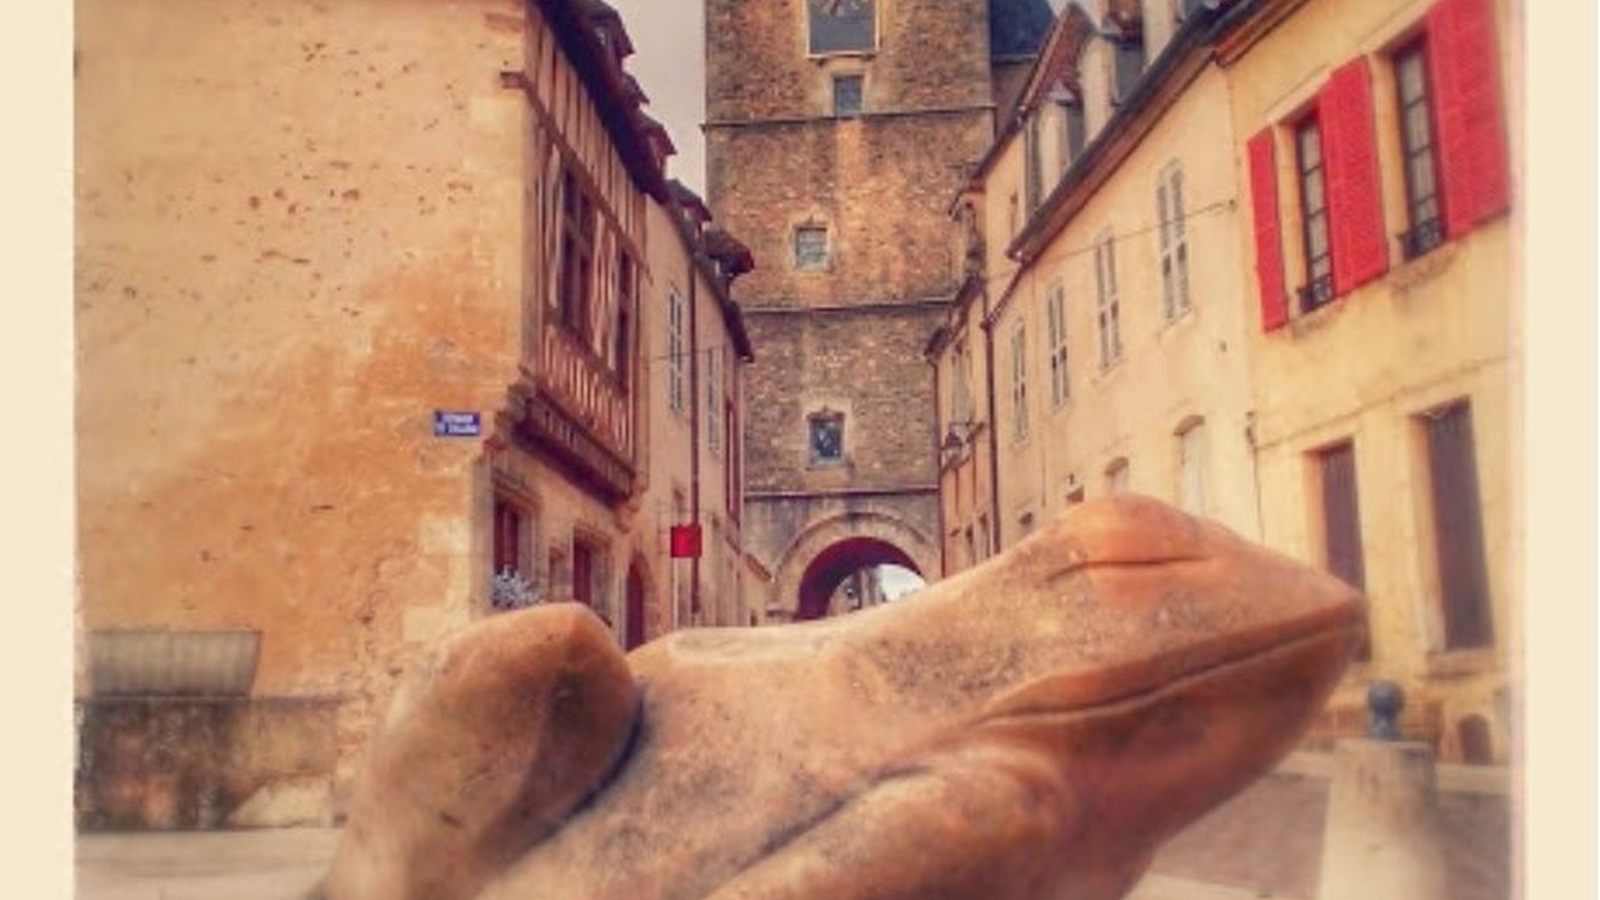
812 0 869 17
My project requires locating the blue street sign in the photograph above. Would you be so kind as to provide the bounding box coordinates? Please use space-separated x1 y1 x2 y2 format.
433 410 482 438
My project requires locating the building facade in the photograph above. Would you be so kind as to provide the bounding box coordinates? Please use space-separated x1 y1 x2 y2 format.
75 0 753 826
930 0 1518 762
705 0 1054 620
1230 0 1516 763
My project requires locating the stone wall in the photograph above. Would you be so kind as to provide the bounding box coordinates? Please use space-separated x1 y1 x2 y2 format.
705 0 994 123
76 697 341 830
705 114 992 311
742 304 945 493
76 0 527 788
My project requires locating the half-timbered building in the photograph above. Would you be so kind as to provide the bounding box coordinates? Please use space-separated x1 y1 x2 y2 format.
74 0 754 828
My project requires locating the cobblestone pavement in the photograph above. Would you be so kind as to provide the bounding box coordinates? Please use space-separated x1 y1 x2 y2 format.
74 765 1512 900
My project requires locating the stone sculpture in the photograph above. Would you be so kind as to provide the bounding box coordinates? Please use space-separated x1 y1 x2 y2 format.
312 495 1364 900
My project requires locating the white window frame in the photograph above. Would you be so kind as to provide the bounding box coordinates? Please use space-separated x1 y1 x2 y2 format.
706 349 721 456
1094 230 1122 369
668 285 686 415
1158 161 1192 322
1046 280 1069 407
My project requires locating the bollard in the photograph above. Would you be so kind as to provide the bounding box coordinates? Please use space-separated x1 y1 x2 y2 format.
1318 681 1450 900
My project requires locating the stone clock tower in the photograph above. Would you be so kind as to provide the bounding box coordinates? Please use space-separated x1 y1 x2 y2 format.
704 0 1052 619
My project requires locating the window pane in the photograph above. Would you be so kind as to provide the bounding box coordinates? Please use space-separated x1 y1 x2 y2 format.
795 227 828 270
1425 403 1494 649
833 75 863 116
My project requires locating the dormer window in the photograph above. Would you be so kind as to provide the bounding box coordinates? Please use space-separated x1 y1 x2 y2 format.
1104 14 1146 102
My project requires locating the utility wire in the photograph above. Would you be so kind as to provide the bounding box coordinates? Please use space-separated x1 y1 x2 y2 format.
981 197 1237 289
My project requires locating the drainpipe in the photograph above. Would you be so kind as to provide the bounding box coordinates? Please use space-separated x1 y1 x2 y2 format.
981 290 1002 555
1244 409 1266 543
928 349 948 578
688 257 702 625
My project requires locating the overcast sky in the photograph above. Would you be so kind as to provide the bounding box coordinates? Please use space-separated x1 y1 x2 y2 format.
607 1 708 195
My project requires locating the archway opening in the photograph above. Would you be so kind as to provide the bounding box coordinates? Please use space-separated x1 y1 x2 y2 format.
795 537 926 621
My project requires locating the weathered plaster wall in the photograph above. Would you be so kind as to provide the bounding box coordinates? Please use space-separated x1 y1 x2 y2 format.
76 0 528 782
1229 0 1518 760
987 67 1260 546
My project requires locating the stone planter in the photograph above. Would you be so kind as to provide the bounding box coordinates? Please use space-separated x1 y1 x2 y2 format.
87 628 262 697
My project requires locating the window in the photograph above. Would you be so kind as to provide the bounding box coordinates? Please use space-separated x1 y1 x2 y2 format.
1315 442 1366 590
808 410 845 465
1157 162 1191 321
724 398 740 521
1055 93 1087 168
1249 58 1390 331
1046 281 1069 407
1421 401 1493 650
706 350 721 456
1009 324 1028 441
1105 458 1130 494
613 253 635 384
807 0 876 55
558 169 596 338
951 342 973 427
832 74 864 116
1294 115 1334 313
1394 39 1444 259
571 536 601 611
1176 419 1208 515
1024 115 1045 215
794 225 828 271
1094 231 1121 369
1007 193 1021 241
668 285 686 414
1249 1 1509 333
1108 31 1147 103
493 496 525 577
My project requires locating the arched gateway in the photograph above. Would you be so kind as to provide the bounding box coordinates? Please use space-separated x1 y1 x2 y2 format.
795 537 921 620
766 511 938 622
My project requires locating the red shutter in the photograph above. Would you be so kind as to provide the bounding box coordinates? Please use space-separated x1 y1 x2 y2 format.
1429 0 1510 237
1322 58 1389 295
1247 129 1289 332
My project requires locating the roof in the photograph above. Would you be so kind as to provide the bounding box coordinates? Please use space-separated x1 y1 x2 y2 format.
533 0 671 202
988 0 1057 59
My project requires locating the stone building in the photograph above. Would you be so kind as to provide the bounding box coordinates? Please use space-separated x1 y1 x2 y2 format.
705 0 1054 620
75 0 753 827
929 0 1518 763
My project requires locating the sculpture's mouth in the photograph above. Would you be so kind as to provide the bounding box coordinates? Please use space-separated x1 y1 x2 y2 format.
978 596 1363 724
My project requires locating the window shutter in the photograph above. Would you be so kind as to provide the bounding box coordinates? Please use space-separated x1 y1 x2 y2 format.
1428 0 1510 237
1247 129 1289 331
1321 57 1388 296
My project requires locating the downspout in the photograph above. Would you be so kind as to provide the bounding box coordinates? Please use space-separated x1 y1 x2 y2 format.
929 350 947 578
688 259 702 625
981 285 1002 555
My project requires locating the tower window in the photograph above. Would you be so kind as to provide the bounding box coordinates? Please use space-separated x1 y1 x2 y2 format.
795 225 829 271
833 74 864 116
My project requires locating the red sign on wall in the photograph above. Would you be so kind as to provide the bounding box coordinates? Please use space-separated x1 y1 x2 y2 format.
669 523 702 559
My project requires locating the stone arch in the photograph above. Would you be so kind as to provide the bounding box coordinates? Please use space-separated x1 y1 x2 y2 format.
768 511 938 622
